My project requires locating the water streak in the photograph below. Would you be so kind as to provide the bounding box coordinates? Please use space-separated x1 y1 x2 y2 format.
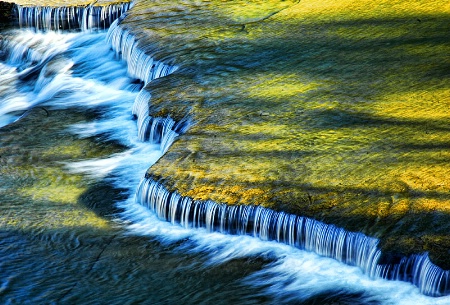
107 19 178 84
134 176 450 297
107 19 190 151
15 2 132 31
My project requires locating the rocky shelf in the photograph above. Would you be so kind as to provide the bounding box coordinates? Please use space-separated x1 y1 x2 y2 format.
120 0 450 269
3 0 450 271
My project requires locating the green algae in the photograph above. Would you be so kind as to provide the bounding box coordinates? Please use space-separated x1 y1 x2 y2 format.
115 0 450 267
0 107 125 231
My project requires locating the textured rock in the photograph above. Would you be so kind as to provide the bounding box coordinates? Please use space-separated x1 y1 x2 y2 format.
0 1 14 26
115 0 450 268
2 0 449 269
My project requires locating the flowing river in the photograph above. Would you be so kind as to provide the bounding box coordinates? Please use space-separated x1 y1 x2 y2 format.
0 5 449 305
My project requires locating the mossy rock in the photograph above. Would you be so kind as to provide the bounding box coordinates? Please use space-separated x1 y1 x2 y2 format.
117 0 450 268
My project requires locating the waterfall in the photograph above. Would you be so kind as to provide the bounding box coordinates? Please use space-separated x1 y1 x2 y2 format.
2 0 187 147
134 177 450 297
106 19 189 152
11 0 189 150
107 19 178 84
14 2 132 31
130 90 190 152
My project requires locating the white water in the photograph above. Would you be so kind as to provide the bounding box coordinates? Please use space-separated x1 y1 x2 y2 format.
1 8 449 305
16 3 132 32
121 201 450 304
0 30 137 127
132 176 450 298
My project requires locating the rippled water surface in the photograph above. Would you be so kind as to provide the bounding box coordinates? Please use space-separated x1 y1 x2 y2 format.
0 25 449 305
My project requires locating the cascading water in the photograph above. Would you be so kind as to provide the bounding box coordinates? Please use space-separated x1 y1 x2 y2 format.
1 2 450 304
106 19 190 152
15 2 132 31
130 89 190 152
134 176 450 297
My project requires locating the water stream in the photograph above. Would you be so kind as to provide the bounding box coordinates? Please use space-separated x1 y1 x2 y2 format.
0 4 449 304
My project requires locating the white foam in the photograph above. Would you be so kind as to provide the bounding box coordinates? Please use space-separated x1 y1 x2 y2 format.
0 31 138 126
15 3 132 32
121 200 450 304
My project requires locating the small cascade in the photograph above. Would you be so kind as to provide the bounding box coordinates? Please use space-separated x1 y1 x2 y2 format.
8 1 186 151
107 18 188 152
14 2 132 31
135 177 450 297
131 90 190 152
107 19 178 85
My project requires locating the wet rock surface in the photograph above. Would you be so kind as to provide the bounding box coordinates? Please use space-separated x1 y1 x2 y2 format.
1 0 449 270
117 0 450 268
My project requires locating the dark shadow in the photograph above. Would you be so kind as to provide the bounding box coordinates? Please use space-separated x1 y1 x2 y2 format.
0 1 14 31
77 181 129 219
0 224 275 304
304 108 450 132
299 289 382 305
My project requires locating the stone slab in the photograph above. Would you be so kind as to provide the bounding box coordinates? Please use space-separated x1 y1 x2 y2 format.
119 0 450 267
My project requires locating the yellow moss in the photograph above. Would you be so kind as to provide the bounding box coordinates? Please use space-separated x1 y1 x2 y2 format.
42 143 85 159
246 75 319 100
20 184 85 204
280 0 450 20
388 198 410 215
220 0 298 24
373 89 450 121
185 185 216 201
416 198 450 213
0 208 110 230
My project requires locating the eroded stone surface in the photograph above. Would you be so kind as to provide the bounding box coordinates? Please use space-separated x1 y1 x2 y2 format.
2 0 449 268
117 0 450 267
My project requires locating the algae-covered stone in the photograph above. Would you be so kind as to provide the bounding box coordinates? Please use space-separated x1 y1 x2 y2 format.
0 107 127 231
116 0 450 267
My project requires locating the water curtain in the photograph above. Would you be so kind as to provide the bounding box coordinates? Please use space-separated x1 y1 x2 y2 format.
135 177 450 297
15 3 132 31
107 19 189 152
